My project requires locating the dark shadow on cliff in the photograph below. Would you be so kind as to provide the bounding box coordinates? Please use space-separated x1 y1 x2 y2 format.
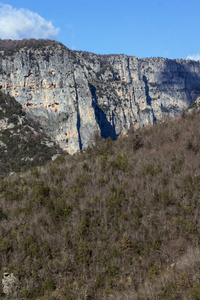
143 75 152 106
74 77 83 150
89 84 117 140
143 75 157 121
160 58 200 109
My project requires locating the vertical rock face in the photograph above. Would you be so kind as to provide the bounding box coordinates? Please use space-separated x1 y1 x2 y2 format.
0 40 200 154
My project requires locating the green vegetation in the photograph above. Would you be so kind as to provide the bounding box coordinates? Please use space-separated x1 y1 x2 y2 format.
1 110 200 299
0 91 60 175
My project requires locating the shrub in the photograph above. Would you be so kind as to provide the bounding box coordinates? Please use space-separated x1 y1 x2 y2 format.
186 283 200 299
161 281 177 300
1 238 12 253
111 154 128 171
75 240 92 265
147 263 160 281
0 207 6 220
42 278 56 292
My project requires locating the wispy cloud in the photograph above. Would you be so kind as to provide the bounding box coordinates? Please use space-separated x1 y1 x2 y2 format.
0 3 59 40
186 54 200 61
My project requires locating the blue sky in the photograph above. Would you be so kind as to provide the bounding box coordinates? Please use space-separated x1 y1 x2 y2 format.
0 0 199 60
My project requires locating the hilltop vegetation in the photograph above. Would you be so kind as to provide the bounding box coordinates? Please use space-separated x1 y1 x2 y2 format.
1 109 200 299
0 39 61 56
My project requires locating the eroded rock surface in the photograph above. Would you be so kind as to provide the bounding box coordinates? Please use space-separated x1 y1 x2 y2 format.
0 40 200 153
2 272 17 295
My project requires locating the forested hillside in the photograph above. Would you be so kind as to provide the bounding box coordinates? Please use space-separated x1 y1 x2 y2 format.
1 109 200 299
0 91 61 175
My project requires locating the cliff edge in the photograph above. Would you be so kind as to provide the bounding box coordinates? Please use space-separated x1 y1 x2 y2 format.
0 39 200 153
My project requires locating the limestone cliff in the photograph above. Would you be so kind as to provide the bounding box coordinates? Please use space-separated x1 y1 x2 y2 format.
0 39 200 154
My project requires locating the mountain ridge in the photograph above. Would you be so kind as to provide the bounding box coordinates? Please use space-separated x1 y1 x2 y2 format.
1 39 200 299
0 39 200 154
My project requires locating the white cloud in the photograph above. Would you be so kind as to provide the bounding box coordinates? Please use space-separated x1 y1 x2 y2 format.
186 54 200 61
0 3 59 40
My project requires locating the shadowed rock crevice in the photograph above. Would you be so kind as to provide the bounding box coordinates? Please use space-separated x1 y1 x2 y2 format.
2 40 200 153
74 78 83 150
142 75 157 122
89 83 117 140
143 75 152 106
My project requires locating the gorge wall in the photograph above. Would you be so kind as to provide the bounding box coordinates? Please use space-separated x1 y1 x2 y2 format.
0 40 200 154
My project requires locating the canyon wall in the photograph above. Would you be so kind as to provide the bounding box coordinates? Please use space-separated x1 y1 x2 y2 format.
0 40 200 153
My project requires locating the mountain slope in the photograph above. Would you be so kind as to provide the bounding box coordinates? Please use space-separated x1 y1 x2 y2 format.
0 39 200 154
0 110 200 299
0 91 61 175
188 94 200 110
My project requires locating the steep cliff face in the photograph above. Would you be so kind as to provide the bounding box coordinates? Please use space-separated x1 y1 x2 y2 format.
0 39 200 154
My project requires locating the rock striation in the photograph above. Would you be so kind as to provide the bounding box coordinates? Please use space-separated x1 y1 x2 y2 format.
0 39 200 154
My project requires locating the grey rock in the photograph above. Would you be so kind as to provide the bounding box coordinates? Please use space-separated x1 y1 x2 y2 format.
2 272 17 295
1 41 200 154
188 95 200 110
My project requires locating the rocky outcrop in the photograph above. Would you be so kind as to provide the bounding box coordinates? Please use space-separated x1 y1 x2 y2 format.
2 273 17 295
188 94 200 110
0 40 200 154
